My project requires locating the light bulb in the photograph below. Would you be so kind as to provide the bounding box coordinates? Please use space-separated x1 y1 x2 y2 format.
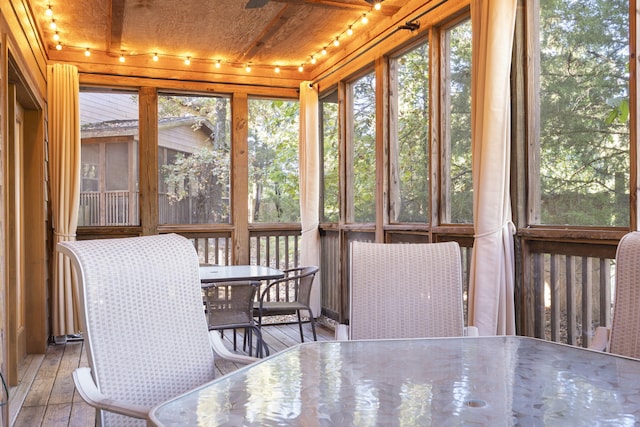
374 1 381 11
215 60 221 69
84 48 90 57
119 54 125 63
245 64 251 72
361 13 368 24
333 37 340 47
274 66 280 73
311 56 316 64
53 32 59 41
49 19 56 30
184 57 191 65
45 5 53 17
55 42 62 50
298 64 304 72
322 48 327 56
347 26 353 36
153 53 158 61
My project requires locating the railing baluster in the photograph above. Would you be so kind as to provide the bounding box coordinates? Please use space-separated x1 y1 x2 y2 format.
581 257 593 347
566 256 576 346
550 254 560 342
600 259 611 328
533 252 545 338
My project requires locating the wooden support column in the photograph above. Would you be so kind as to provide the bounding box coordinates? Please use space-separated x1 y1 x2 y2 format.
232 93 250 264
139 87 158 235
375 56 389 243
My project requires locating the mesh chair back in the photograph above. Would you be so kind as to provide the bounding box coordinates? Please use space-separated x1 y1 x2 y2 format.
609 232 640 358
58 233 216 426
295 266 318 306
349 241 465 340
204 281 257 328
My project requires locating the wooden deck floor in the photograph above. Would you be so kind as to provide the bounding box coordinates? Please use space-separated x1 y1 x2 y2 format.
9 321 334 427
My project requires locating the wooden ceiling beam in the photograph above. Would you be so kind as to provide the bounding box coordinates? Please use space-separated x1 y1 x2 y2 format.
271 0 398 15
109 0 126 52
236 5 296 63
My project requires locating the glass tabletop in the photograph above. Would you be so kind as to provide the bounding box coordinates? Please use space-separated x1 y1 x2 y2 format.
199 265 285 284
150 336 640 426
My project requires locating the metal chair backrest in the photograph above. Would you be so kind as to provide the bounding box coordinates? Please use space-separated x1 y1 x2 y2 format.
349 241 465 340
58 233 216 426
204 281 257 328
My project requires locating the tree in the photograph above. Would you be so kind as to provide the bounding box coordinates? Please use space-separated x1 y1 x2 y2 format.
248 99 301 223
538 0 629 226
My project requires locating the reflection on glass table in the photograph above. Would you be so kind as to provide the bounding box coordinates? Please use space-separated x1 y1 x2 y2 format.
150 336 640 426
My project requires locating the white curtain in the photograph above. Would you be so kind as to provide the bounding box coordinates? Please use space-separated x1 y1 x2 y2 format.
299 82 322 316
48 64 82 336
468 0 517 336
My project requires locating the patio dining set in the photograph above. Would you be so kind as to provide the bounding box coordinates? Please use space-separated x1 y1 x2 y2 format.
57 232 640 426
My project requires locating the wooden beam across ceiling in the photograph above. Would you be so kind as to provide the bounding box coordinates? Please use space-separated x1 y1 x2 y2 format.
109 0 126 53
237 5 297 63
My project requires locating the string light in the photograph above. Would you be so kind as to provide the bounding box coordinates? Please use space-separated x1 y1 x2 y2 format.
45 0 387 72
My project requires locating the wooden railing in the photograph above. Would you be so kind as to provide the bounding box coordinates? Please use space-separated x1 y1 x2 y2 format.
523 245 615 348
78 191 139 226
76 219 620 348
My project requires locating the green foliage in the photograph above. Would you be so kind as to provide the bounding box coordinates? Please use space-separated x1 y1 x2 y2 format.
447 20 473 224
158 95 231 224
351 72 377 223
248 98 301 223
394 42 430 223
539 0 629 226
322 98 340 222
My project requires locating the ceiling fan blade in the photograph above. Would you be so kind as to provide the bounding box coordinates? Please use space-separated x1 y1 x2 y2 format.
245 0 270 8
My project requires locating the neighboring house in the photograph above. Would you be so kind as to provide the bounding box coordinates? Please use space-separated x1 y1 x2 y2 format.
79 93 218 225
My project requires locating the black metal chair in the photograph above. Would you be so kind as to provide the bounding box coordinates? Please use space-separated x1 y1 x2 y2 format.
255 266 319 343
203 281 269 357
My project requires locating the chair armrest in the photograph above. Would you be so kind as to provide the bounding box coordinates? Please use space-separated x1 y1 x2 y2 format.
209 331 260 364
72 367 149 420
335 324 349 341
464 326 479 337
588 326 610 352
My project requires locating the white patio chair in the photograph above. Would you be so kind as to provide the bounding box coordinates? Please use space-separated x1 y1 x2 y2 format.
336 241 477 340
590 231 640 358
58 233 257 426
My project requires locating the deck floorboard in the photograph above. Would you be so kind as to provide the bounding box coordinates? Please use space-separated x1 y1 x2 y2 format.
10 322 333 426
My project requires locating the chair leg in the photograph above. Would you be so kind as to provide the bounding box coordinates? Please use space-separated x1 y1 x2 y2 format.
309 312 317 341
297 310 305 342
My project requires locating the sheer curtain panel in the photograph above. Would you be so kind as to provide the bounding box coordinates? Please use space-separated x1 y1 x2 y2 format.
468 0 517 335
47 63 81 337
299 82 321 315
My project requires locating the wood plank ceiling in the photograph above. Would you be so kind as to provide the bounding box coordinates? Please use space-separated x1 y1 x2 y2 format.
27 0 407 84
